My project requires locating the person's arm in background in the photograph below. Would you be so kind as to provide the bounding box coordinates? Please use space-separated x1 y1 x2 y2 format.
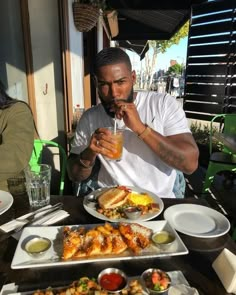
0 102 34 182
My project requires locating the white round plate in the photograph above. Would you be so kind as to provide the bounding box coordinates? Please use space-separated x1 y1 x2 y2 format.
0 190 14 215
164 204 230 238
83 186 164 222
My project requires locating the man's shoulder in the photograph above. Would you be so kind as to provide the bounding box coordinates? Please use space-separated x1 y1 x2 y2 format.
90 103 103 111
84 103 103 116
137 90 166 97
137 91 172 102
4 101 32 118
11 101 32 112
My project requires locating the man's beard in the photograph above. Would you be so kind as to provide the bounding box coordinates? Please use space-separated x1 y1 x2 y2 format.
100 88 134 118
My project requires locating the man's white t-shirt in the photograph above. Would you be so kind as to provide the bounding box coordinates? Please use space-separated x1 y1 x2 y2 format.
71 92 190 198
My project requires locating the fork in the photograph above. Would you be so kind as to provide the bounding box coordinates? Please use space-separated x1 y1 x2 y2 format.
0 203 64 242
15 202 63 224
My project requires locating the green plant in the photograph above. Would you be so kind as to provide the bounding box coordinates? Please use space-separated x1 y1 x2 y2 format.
190 121 220 150
166 63 183 75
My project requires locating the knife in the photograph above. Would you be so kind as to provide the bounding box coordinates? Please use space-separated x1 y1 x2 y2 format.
15 202 63 223
0 203 63 242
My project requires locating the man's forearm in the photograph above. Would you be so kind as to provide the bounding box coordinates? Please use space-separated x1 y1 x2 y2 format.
67 150 97 182
139 127 199 174
157 139 193 172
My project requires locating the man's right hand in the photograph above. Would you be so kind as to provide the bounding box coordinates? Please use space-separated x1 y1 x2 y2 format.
92 128 118 159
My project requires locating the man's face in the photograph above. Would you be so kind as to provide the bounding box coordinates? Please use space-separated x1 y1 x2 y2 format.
95 62 136 117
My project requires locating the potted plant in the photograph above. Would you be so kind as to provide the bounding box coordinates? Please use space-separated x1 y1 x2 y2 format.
72 0 106 32
190 121 220 168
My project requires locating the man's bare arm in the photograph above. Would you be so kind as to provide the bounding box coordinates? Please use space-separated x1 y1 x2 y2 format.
113 100 199 174
67 126 120 182
67 149 97 182
141 129 199 174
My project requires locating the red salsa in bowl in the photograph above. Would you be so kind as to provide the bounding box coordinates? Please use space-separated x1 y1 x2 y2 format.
98 268 128 293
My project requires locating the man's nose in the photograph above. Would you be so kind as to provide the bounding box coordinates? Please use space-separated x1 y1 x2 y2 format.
110 84 120 98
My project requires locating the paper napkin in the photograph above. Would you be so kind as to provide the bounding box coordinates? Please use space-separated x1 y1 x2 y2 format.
0 205 69 233
212 248 236 294
169 284 199 295
0 283 18 295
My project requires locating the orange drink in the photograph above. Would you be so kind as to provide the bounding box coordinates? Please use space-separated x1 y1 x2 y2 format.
105 127 124 161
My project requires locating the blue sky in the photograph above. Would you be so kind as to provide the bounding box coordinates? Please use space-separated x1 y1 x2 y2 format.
127 37 188 72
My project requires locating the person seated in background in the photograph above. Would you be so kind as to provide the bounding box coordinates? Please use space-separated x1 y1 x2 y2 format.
67 47 199 198
0 80 35 192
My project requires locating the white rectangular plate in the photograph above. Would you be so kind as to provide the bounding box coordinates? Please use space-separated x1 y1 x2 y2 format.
4 271 189 295
11 220 188 269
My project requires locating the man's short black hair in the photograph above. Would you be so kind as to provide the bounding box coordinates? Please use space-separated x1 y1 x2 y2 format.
94 47 132 75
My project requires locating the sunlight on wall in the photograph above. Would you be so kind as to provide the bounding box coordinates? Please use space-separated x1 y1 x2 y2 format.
6 64 28 102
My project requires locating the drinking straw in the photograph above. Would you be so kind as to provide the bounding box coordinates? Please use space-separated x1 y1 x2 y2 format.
114 117 117 134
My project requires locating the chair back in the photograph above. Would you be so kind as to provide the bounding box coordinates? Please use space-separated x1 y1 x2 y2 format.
223 114 236 136
209 114 236 155
29 139 67 195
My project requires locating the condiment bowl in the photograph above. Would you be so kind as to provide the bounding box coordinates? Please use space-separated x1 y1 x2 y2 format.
97 268 128 293
141 268 171 294
152 230 176 250
24 237 51 258
123 206 142 220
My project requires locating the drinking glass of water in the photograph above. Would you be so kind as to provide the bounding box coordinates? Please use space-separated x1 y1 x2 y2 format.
24 164 51 208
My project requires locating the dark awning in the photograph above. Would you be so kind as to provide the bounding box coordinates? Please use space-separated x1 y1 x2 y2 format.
105 0 207 58
114 9 189 40
117 40 149 60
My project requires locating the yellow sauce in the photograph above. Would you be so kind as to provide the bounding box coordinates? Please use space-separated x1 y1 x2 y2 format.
27 239 49 253
152 232 174 244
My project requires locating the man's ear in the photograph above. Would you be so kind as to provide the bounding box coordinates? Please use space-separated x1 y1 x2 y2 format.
92 75 98 87
131 70 136 84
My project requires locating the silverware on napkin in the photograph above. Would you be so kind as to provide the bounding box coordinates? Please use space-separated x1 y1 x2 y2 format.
15 202 63 224
0 203 63 241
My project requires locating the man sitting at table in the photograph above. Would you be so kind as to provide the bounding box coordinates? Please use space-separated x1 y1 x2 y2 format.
67 47 199 198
